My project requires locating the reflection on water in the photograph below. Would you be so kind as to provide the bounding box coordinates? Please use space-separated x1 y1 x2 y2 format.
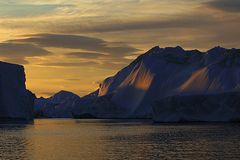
0 124 31 160
0 119 240 160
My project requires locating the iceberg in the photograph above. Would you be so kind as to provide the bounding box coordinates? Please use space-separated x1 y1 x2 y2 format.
34 90 81 118
0 61 35 121
72 46 240 120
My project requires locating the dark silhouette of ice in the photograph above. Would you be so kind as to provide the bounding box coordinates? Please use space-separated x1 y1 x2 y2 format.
152 92 240 122
34 90 81 118
0 61 35 121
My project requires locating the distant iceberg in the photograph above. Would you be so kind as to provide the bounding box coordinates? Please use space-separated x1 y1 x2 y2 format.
34 90 81 118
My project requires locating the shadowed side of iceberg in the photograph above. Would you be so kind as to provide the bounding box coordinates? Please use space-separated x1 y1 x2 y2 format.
152 92 240 122
0 61 35 121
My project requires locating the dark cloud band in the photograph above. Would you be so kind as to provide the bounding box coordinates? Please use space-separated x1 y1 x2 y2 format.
0 43 51 64
206 0 240 12
9 34 140 57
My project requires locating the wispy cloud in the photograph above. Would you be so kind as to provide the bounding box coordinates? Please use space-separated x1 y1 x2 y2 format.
206 0 240 12
0 43 51 64
38 61 127 70
9 34 140 57
53 14 217 33
66 52 109 59
0 2 72 18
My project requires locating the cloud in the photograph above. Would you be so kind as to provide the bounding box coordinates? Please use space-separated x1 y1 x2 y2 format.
11 13 215 34
4 34 137 67
10 34 140 57
0 43 51 64
206 0 240 12
0 3 71 18
38 61 99 67
66 52 109 59
66 15 216 33
65 78 81 81
38 61 126 70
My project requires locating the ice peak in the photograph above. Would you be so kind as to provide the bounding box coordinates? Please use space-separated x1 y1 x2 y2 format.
207 46 226 54
146 46 161 54
56 90 74 95
164 46 185 54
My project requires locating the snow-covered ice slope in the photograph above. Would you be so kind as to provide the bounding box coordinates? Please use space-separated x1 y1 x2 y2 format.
72 46 240 120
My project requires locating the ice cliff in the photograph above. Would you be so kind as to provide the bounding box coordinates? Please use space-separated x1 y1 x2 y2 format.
152 92 240 122
0 61 35 121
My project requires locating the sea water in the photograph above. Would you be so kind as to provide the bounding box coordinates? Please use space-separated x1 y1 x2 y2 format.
0 119 239 160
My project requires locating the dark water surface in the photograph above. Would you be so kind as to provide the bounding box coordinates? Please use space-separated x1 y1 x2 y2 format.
0 119 240 160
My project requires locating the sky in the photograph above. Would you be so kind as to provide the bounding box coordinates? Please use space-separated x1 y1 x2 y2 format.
0 0 240 97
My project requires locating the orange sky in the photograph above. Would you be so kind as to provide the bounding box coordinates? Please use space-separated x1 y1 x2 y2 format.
0 0 240 97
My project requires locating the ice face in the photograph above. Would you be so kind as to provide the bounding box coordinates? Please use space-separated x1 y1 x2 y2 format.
0 61 35 121
152 92 240 122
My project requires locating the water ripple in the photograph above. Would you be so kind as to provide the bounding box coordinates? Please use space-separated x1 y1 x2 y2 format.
0 120 239 160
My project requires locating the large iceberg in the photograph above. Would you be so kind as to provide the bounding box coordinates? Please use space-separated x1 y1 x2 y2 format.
72 46 240 120
34 90 81 118
0 61 35 121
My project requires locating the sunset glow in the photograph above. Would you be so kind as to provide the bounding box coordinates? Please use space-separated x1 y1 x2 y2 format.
1 0 239 97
